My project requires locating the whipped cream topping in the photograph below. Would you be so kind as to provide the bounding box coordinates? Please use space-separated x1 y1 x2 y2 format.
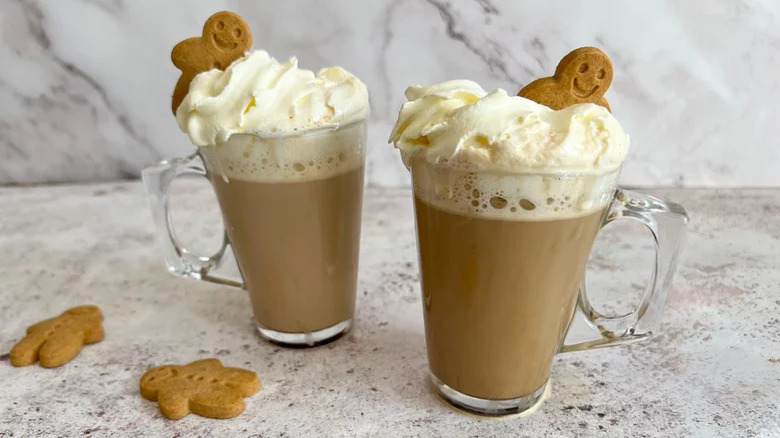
389 80 629 174
177 50 369 146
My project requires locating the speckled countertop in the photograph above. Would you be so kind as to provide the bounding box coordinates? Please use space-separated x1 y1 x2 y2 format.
0 183 778 437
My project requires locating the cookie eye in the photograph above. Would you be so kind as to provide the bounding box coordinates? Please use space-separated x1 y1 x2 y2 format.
578 63 588 73
233 28 242 38
213 61 222 69
216 21 225 30
597 69 606 79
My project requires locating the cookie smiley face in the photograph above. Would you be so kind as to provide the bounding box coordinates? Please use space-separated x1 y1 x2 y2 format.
518 46 613 111
170 11 253 114
204 12 251 54
557 47 613 101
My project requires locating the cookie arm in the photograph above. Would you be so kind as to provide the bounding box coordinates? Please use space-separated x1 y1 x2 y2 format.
80 315 105 344
64 305 103 318
140 365 180 400
25 317 58 335
518 78 563 109
187 358 223 370
170 38 203 114
171 38 201 70
172 73 194 114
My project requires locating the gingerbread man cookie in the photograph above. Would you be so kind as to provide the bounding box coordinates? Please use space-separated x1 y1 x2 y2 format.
170 11 252 114
140 358 260 420
9 305 104 368
518 46 613 111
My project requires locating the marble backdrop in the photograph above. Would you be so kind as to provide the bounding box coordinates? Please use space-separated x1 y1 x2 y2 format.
1 0 778 186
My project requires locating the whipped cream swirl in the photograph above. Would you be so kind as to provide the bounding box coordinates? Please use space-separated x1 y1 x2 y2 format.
389 80 629 174
177 50 369 146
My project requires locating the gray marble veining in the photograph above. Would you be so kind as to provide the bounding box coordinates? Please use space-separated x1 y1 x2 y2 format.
1 0 779 186
0 183 778 437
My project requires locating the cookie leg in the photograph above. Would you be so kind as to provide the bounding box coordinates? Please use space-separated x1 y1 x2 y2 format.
219 368 261 396
9 331 49 367
157 388 192 420
65 305 103 318
190 385 246 419
518 79 565 110
38 326 84 368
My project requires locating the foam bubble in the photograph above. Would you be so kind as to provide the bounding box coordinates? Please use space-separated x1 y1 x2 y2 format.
411 159 619 221
200 120 366 183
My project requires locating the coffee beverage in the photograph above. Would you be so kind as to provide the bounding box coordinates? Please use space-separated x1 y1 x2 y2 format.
165 48 370 346
202 121 365 336
388 54 688 414
411 161 617 399
390 79 630 411
416 201 605 399
212 166 363 334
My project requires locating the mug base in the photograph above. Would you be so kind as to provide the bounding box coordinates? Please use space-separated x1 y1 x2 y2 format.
254 317 352 348
431 374 547 416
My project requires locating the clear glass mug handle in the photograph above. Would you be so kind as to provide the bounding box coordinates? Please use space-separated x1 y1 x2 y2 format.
141 152 243 288
561 189 689 352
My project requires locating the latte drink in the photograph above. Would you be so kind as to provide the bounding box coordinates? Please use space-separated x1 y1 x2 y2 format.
202 121 366 342
172 50 370 346
412 161 617 400
390 79 630 412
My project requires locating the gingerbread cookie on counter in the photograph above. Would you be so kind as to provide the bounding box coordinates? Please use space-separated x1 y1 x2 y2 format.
9 305 104 368
140 358 260 420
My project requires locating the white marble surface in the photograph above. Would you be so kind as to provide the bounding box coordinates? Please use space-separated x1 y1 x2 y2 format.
1 0 780 186
0 183 778 437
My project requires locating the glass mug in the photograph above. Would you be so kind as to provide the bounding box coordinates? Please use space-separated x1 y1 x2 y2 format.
409 159 688 415
143 120 366 347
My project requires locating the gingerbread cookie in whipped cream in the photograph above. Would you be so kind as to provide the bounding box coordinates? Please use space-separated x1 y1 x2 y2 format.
170 11 253 114
166 11 369 346
387 50 631 411
518 46 614 111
